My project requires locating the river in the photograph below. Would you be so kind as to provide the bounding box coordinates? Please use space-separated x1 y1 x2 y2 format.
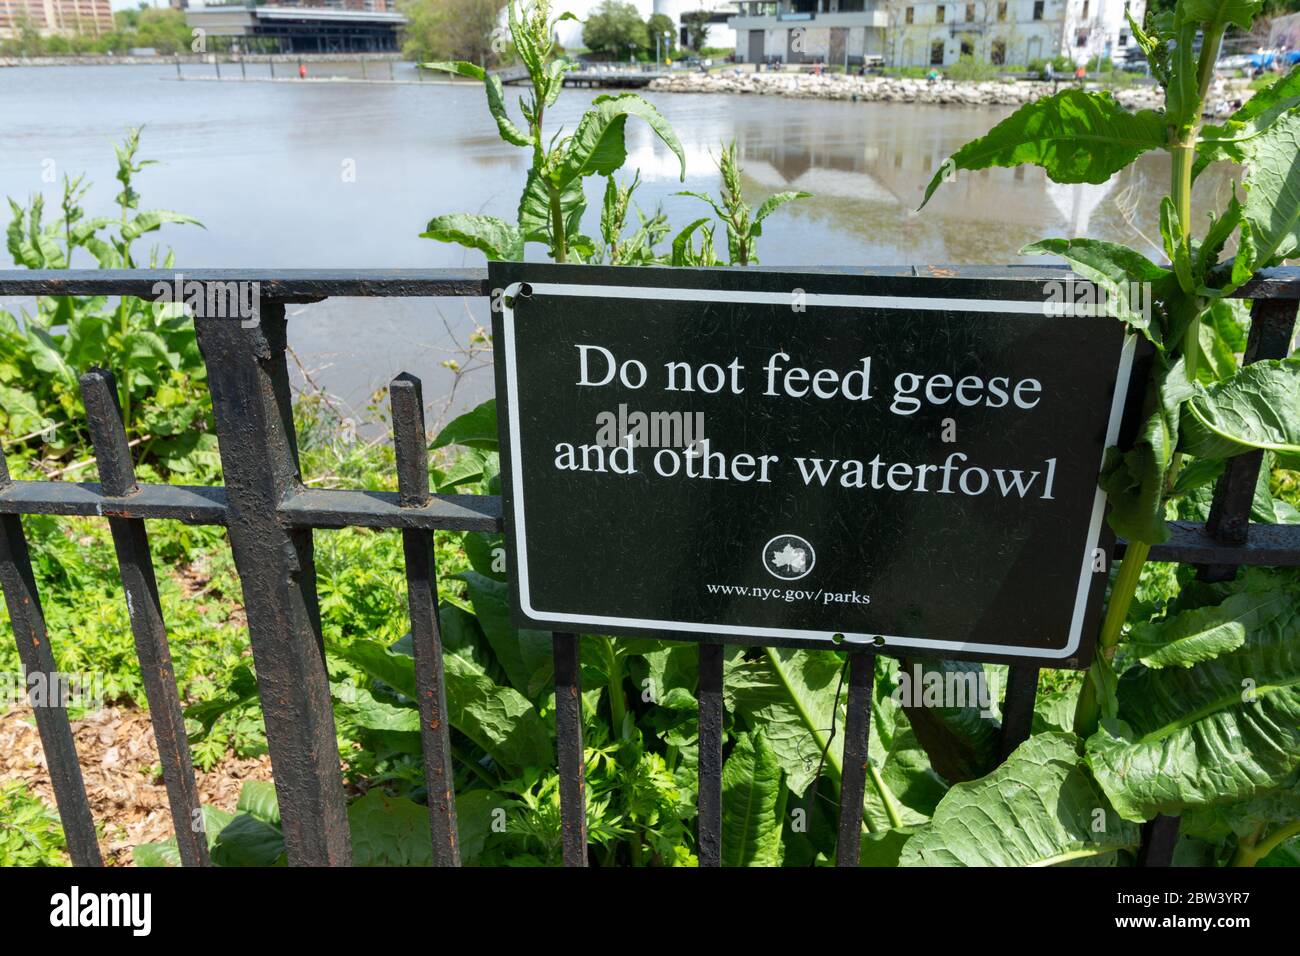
0 63 1235 425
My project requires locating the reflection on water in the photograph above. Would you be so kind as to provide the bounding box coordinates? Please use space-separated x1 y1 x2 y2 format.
0 65 1237 418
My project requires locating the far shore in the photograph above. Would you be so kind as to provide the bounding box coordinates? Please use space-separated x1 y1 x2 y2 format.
1 51 403 68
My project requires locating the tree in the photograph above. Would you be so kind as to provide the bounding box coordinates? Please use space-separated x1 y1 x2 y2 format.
680 10 712 51
131 9 193 55
647 12 676 56
401 0 507 66
583 0 648 57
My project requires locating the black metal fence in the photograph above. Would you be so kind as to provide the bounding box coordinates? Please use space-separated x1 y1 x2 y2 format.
1 266 1297 868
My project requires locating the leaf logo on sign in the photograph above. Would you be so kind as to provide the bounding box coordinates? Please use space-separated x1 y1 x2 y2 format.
763 534 816 581
772 544 807 574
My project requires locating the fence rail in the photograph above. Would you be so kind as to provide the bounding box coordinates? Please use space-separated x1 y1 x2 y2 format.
0 266 1297 868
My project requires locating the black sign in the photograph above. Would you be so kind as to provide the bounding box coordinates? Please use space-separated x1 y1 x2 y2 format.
490 264 1137 667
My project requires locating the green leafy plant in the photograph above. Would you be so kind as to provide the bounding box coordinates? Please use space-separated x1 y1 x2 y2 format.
0 781 69 867
1 129 214 479
920 0 1300 865
419 0 805 265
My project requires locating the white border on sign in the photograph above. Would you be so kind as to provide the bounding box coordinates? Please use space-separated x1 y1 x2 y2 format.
500 281 1138 659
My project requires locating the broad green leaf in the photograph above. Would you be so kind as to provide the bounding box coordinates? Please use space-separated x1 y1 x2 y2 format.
1164 8 1204 130
462 531 506 582
236 780 281 826
460 570 553 695
517 169 586 247
0 383 46 437
921 90 1166 208
211 814 286 867
892 656 1000 783
1099 355 1194 544
120 210 202 241
133 841 181 867
753 191 812 225
720 731 787 866
422 60 484 80
1182 0 1262 31
136 807 232 865
1022 237 1168 341
1237 105 1300 268
1182 774 1300 843
339 631 549 774
332 681 421 732
454 789 499 864
859 826 917 866
670 217 714 267
485 73 533 148
420 214 523 261
1194 198 1244 278
1179 359 1300 468
443 650 552 774
1197 68 1300 175
430 398 498 450
554 93 685 190
437 447 488 491
900 732 1140 866
334 637 417 697
1126 587 1295 668
348 790 434 866
724 647 846 796
1086 605 1300 820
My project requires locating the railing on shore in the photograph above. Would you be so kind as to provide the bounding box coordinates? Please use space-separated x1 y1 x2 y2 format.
0 265 1297 867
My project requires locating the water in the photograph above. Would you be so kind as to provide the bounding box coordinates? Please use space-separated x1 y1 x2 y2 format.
0 64 1235 424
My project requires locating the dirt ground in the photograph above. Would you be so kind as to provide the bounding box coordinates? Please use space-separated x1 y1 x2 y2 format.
0 702 272 865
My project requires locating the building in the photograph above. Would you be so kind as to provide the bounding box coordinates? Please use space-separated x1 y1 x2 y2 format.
728 0 1142 67
0 0 113 39
730 1 887 66
183 4 406 52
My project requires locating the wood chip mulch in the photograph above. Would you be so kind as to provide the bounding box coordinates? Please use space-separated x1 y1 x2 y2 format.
0 702 272 865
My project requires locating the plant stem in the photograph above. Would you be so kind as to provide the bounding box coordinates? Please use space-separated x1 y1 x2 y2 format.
1073 539 1149 734
548 184 568 263
1073 26 1224 738
1230 819 1300 867
600 637 626 737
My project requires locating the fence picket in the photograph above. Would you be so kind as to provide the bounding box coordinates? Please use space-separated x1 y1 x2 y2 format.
997 665 1040 761
552 631 587 866
836 649 875 867
0 453 102 866
697 643 724 867
194 305 351 866
389 373 460 866
80 368 210 867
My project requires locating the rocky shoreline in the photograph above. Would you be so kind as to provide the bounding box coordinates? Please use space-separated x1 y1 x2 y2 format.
648 70 1248 114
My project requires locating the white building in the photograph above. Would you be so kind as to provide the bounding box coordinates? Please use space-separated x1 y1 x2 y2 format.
728 0 1142 67
549 0 737 53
